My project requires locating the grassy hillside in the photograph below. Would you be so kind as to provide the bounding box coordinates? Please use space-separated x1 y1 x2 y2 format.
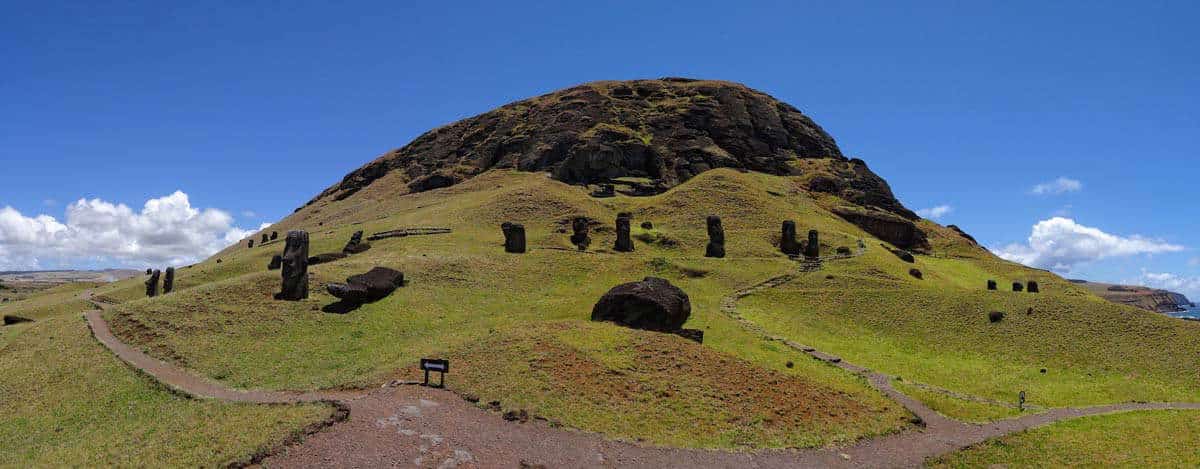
0 284 338 467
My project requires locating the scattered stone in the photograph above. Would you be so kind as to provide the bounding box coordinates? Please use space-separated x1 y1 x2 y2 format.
614 214 634 252
674 328 704 343
268 254 282 270
836 246 852 256
308 252 349 265
591 277 691 331
1027 281 1040 293
1012 282 1024 292
590 184 615 198
705 215 725 258
909 268 923 279
326 267 405 306
570 217 590 250
640 221 653 230
805 230 820 258
275 231 310 301
145 270 161 297
501 222 526 253
989 311 1005 323
785 361 794 368
342 230 371 254
987 280 998 290
3 315 33 325
487 400 502 411
780 221 800 256
162 267 175 294
503 409 530 423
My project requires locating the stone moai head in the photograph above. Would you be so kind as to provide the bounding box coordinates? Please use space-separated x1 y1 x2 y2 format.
987 280 998 290
614 213 634 252
145 270 161 297
270 231 278 241
261 233 269 244
1027 281 1040 293
780 220 800 256
502 222 526 253
1012 282 1024 292
570 217 590 250
705 215 725 258
805 230 820 258
163 267 175 294
248 239 254 248
274 230 310 301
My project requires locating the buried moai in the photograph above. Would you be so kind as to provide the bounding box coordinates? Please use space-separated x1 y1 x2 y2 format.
780 221 801 257
267 254 282 270
162 267 175 294
274 230 310 301
145 270 161 297
270 231 278 241
501 222 526 253
1012 282 1024 292
805 230 820 258
570 217 590 250
614 213 634 252
987 280 998 290
1027 281 1040 293
705 215 725 258
261 233 269 245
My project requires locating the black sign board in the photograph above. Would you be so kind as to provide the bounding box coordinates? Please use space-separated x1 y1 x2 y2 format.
420 358 449 388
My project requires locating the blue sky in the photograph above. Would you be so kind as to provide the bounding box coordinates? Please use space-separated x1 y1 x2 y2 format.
1 1 1197 295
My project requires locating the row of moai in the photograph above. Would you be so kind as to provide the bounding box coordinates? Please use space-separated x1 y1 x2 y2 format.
988 279 1040 293
247 231 280 248
143 267 176 297
499 214 822 259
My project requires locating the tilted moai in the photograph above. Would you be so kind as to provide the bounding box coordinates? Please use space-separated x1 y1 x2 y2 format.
342 230 370 254
614 213 634 252
501 222 526 253
162 267 175 294
805 230 820 258
705 215 725 258
1027 281 1040 293
1012 282 1024 292
145 270 161 297
274 230 310 301
570 217 590 250
270 231 278 241
780 220 801 256
987 280 998 291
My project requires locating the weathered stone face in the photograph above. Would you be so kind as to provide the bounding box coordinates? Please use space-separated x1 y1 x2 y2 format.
614 214 634 252
145 270 161 297
591 277 692 331
805 230 820 258
501 222 526 253
570 217 591 250
326 267 405 305
275 231 309 301
163 267 175 294
705 215 725 258
780 221 800 256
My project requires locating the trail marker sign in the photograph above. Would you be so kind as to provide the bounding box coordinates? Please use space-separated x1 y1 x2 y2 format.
420 358 449 388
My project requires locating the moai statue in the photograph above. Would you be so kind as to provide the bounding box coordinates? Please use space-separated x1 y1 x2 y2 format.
248 239 254 248
145 268 152 276
805 230 820 258
1012 282 1024 292
274 230 310 301
261 233 269 245
267 254 282 270
145 270 161 297
342 230 369 254
270 231 279 241
705 215 725 258
502 222 526 253
780 220 800 256
1027 281 1040 293
162 267 175 294
614 213 634 252
987 280 998 290
570 217 590 250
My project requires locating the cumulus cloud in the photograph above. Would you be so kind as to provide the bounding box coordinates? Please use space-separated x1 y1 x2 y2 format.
994 217 1184 272
1031 177 1083 195
0 191 260 270
916 205 953 220
1134 270 1200 298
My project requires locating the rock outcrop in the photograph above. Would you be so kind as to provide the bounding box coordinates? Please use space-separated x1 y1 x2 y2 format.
591 277 691 331
834 206 929 252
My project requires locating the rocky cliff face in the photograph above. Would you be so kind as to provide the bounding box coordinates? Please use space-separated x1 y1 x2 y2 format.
1072 280 1194 313
307 78 916 222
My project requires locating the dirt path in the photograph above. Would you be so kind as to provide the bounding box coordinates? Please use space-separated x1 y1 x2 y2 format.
81 277 1200 468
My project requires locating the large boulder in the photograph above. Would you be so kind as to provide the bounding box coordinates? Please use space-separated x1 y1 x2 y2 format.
833 206 929 252
326 267 405 305
591 277 691 331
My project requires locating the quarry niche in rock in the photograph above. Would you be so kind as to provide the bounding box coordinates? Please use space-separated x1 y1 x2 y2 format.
591 277 691 332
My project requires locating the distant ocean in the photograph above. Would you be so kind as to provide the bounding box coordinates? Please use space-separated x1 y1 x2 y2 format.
1168 303 1200 320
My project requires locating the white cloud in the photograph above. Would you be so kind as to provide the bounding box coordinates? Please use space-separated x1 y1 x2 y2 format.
0 191 256 270
994 217 1184 272
1134 270 1200 299
241 210 257 218
1031 177 1083 195
916 205 953 220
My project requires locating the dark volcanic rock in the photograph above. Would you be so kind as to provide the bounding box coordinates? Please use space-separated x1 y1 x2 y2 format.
833 207 929 252
947 225 978 245
275 231 310 301
1012 282 1024 292
591 277 691 331
3 315 33 325
326 267 405 305
308 252 349 265
705 215 725 258
614 214 634 252
909 268 923 279
342 230 371 254
989 311 1005 323
268 254 283 270
591 184 616 198
886 246 915 263
306 79 892 205
145 270 160 297
502 222 526 253
987 280 997 291
780 221 800 256
674 329 704 344
570 217 590 250
162 267 175 294
1027 281 1040 293
640 221 653 230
